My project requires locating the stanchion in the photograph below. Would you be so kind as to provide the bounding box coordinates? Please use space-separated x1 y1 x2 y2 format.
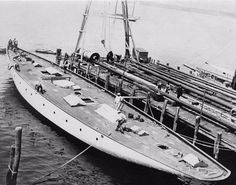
173 107 180 132
160 100 168 123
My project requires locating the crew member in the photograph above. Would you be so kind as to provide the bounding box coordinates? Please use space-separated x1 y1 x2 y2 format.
165 83 171 94
8 39 12 50
115 93 124 111
115 111 127 133
176 85 183 99
157 81 162 90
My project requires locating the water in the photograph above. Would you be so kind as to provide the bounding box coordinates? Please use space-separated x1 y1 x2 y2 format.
0 1 236 184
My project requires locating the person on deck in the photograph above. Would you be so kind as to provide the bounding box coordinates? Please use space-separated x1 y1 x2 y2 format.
13 38 18 48
176 85 183 99
115 93 124 111
64 52 69 62
115 111 127 133
165 83 171 94
157 81 162 90
8 39 12 50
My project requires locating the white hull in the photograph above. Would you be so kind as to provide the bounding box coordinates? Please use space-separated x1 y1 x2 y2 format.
10 68 184 177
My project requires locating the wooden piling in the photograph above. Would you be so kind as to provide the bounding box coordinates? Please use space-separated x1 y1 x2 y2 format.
105 73 110 90
85 63 91 78
6 127 22 185
173 107 180 132
160 100 168 123
193 116 200 145
129 88 136 104
6 145 15 185
144 93 151 113
95 66 100 84
214 132 222 160
117 80 123 93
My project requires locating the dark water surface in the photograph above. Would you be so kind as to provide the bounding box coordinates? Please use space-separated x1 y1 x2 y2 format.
0 1 236 185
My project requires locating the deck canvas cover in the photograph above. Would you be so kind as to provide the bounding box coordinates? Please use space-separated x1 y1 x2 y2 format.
53 80 75 88
95 104 119 123
45 67 63 76
63 94 86 106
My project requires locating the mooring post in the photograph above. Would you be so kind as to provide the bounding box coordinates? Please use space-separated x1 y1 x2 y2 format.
85 63 91 78
173 107 180 132
105 72 110 90
77 60 81 73
95 66 100 84
193 116 200 145
160 100 168 123
129 88 136 104
6 145 15 185
6 127 22 185
144 93 151 113
118 80 123 94
213 132 222 160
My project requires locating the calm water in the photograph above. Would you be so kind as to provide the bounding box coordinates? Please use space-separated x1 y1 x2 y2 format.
0 1 236 185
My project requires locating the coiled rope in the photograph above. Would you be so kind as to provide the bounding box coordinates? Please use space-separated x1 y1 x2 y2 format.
30 144 93 185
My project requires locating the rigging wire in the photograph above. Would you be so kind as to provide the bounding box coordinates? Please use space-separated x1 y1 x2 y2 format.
108 1 111 51
113 0 118 24
101 0 108 51
131 0 136 17
179 133 232 151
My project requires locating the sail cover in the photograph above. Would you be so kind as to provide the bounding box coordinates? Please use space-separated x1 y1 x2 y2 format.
63 94 86 106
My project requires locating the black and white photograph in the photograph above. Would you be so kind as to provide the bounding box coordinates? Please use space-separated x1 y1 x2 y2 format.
0 0 235 184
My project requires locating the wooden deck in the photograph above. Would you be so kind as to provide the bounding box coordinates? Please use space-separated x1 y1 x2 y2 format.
8 48 231 180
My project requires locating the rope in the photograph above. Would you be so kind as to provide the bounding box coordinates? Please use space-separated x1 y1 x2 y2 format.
30 144 93 185
8 165 17 175
180 134 232 151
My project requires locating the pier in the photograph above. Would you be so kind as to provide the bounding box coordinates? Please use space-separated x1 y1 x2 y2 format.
19 48 236 154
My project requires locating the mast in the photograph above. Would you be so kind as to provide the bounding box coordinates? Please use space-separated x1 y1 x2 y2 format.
121 0 130 59
121 0 138 61
74 1 92 53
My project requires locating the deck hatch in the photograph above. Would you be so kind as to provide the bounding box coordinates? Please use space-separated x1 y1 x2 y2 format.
157 145 169 150
81 97 94 103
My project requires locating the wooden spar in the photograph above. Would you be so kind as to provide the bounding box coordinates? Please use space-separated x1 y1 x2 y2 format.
165 62 236 97
193 116 200 145
160 100 168 123
173 107 180 132
74 1 92 53
214 132 222 160
97 61 236 131
123 96 145 99
134 62 235 110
